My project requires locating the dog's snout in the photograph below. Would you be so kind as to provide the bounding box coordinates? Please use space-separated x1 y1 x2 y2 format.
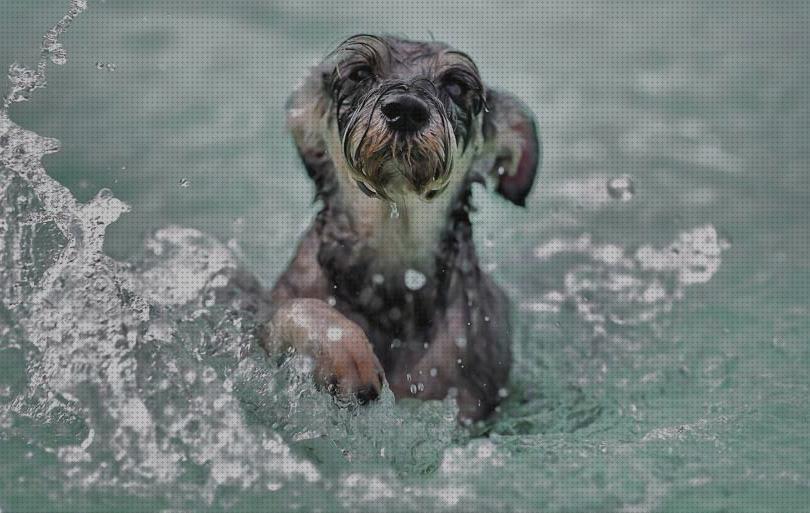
381 94 430 132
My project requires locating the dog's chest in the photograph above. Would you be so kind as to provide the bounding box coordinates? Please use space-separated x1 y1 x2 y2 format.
337 179 452 269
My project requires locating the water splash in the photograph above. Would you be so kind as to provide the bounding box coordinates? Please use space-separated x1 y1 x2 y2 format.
606 175 635 201
1 0 301 505
2 0 86 111
94 61 116 71
527 225 730 330
0 5 461 509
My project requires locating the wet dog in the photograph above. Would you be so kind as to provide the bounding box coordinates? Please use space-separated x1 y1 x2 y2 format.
234 35 540 422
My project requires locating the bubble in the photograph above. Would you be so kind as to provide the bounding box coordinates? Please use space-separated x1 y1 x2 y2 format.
409 384 418 395
404 269 426 290
607 175 635 201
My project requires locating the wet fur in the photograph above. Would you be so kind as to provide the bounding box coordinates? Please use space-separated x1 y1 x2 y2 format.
225 35 540 422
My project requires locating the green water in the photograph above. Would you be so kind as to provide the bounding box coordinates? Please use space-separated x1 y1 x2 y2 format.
1 1 809 511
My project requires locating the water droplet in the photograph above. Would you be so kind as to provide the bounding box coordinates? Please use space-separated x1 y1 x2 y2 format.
454 336 467 349
50 47 67 65
96 188 114 200
326 327 343 342
607 175 635 201
417 382 425 392
404 269 426 290
429 368 438 377
178 178 190 188
389 201 399 218
372 273 385 285
202 367 217 383
292 355 315 374
409 384 418 394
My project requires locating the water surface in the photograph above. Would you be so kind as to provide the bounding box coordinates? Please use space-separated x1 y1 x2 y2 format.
1 1 809 511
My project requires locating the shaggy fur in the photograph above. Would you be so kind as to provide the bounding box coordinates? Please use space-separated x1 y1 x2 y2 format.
222 34 540 422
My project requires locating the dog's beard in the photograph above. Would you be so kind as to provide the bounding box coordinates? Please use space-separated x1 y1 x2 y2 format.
341 107 455 200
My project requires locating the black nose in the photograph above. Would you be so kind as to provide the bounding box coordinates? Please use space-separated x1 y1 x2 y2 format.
380 94 430 132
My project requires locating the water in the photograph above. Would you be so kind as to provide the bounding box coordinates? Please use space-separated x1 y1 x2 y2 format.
1 1 809 511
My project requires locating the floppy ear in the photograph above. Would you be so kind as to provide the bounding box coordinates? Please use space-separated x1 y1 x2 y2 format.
286 65 337 198
478 89 541 206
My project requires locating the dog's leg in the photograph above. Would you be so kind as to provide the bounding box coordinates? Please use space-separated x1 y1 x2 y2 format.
260 228 384 403
390 274 512 422
264 298 384 403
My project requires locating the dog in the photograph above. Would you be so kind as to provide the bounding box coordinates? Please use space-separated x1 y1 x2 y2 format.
229 34 540 423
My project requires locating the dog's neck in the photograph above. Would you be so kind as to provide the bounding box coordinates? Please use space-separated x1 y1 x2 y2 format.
335 168 461 268
315 163 476 301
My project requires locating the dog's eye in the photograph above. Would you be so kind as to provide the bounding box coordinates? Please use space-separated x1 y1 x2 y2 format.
348 66 373 82
442 80 467 101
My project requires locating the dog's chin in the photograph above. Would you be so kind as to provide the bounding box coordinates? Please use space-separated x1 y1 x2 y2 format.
353 159 451 201
344 122 455 201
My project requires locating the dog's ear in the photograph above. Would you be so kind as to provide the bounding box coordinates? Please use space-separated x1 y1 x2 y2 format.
477 89 541 206
286 65 336 197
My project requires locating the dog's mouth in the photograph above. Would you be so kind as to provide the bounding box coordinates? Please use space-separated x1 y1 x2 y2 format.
340 97 456 201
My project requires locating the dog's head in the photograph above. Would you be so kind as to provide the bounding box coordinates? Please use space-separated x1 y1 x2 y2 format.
288 34 541 206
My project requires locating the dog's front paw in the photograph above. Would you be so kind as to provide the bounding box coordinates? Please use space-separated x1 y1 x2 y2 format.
266 298 386 404
312 321 385 404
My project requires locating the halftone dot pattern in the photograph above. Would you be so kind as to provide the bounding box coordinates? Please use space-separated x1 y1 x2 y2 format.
1 0 810 511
